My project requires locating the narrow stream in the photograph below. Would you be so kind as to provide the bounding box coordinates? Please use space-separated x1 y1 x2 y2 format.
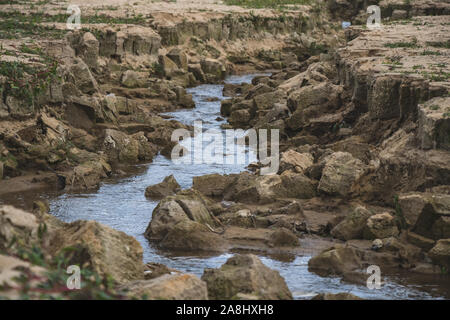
5 74 448 299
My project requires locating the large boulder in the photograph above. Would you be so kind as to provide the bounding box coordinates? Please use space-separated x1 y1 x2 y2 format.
331 206 373 240
363 213 399 240
201 254 293 300
318 152 366 197
144 190 226 251
279 150 314 174
245 83 274 100
79 32 99 69
286 82 343 130
280 170 317 199
64 157 112 191
156 219 225 251
104 95 136 116
159 54 179 77
398 193 450 239
67 58 99 94
308 245 363 276
49 220 144 284
224 171 316 204
418 97 450 151
166 48 188 71
145 175 181 199
68 31 99 69
431 216 450 240
96 25 160 58
223 172 260 203
229 109 251 127
119 273 208 300
103 129 157 164
200 58 226 82
268 228 300 247
188 63 206 83
253 175 285 204
287 82 341 112
192 173 236 197
220 99 233 116
428 239 450 270
253 90 286 112
368 76 403 120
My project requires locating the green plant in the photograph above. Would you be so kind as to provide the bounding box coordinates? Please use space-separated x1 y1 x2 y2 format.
384 38 420 49
441 266 448 275
0 58 59 111
151 62 164 77
420 50 442 56
0 11 66 39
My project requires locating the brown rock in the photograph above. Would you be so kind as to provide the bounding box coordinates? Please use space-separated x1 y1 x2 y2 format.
406 232 436 251
200 58 226 82
202 254 293 300
428 239 450 270
280 170 317 199
308 245 363 276
318 152 366 197
145 175 181 199
167 48 188 71
312 292 363 300
417 97 450 151
279 150 314 174
144 262 177 280
120 273 208 300
49 220 144 284
268 228 300 247
331 206 373 240
145 190 225 251
192 173 236 197
363 213 399 240
398 193 450 239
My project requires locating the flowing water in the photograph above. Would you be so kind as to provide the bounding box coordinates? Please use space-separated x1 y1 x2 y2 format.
2 74 448 299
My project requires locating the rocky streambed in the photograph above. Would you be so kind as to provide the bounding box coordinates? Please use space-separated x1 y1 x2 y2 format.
10 73 442 300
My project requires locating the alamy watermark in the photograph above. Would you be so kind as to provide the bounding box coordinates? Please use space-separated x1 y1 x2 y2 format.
342 5 382 30
66 265 81 290
367 5 382 30
171 121 280 175
66 5 81 30
366 265 382 289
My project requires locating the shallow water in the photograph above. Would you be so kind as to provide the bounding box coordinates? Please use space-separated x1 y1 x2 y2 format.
3 74 448 299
